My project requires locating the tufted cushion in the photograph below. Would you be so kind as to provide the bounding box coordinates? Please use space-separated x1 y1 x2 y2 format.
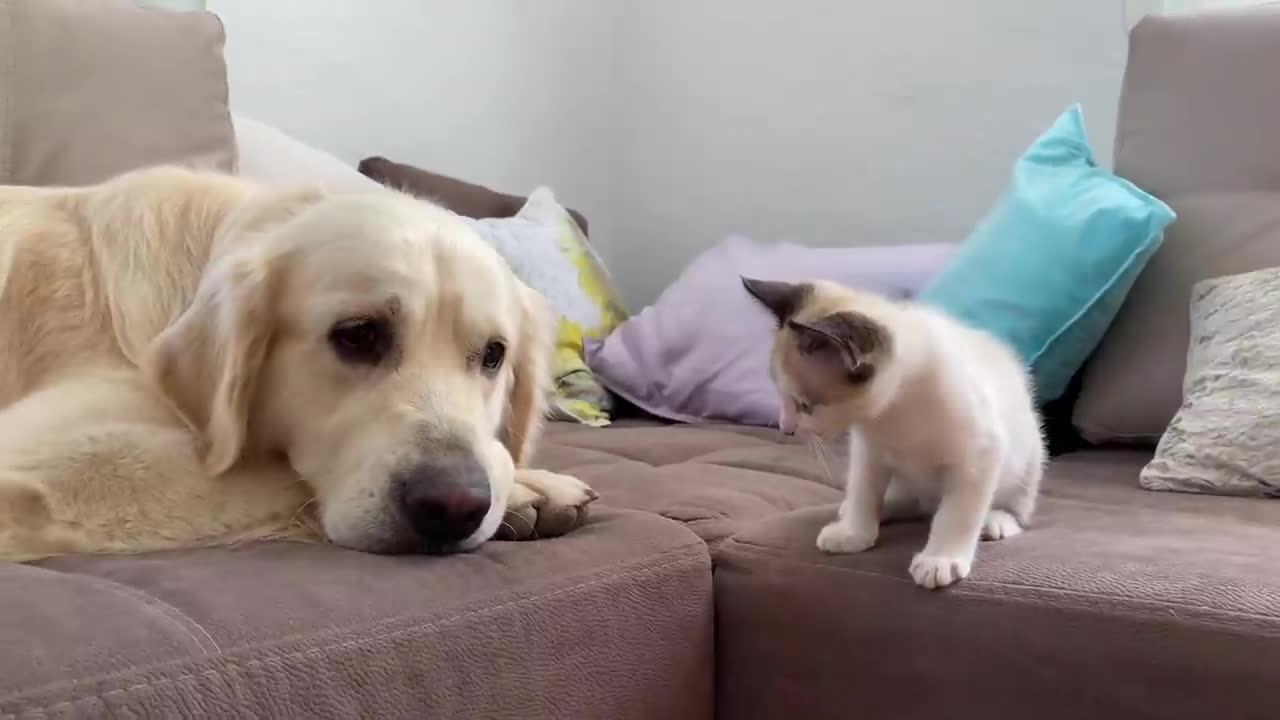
537 423 1280 719
707 447 1280 720
537 420 843 548
0 510 712 719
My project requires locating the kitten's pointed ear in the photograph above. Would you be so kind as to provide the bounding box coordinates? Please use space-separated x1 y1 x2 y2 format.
742 277 811 325
787 311 889 383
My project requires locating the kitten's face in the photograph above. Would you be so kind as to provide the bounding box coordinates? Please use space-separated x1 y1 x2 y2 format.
742 278 894 438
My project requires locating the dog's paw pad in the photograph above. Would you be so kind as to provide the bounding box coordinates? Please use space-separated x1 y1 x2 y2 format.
495 470 597 542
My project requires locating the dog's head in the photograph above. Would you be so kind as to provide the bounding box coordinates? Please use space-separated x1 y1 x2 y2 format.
145 188 552 554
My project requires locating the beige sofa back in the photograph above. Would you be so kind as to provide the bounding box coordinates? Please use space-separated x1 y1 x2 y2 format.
1073 6 1280 443
0 0 234 187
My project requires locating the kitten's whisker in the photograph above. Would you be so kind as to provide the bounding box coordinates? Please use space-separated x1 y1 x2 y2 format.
809 436 836 487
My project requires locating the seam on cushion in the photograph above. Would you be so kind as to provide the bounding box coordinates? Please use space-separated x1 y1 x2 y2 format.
550 438 781 468
43 570 220 655
1 544 708 716
719 539 1280 629
551 444 656 467
685 460 840 490
1038 494 1280 527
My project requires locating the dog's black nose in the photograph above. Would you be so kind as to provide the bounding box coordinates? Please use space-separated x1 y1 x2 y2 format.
394 454 491 548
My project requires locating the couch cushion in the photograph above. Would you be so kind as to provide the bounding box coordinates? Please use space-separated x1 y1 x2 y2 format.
358 156 589 236
0 509 712 720
713 448 1280 720
1073 7 1280 443
0 0 236 186
538 420 842 547
233 114 381 192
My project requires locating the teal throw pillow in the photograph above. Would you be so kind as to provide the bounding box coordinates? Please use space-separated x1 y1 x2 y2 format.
918 104 1175 404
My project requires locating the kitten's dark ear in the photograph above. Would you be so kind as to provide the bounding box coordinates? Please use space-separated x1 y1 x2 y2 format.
742 277 811 325
787 311 889 383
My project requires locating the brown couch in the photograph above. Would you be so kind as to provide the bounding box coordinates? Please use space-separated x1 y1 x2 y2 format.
4 8 1280 720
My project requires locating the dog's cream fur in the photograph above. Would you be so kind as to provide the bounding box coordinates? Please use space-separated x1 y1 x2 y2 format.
0 166 595 562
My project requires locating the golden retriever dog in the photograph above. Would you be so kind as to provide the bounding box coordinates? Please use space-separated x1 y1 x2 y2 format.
0 166 597 563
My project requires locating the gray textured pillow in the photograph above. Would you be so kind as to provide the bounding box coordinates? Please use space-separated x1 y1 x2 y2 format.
1140 267 1280 498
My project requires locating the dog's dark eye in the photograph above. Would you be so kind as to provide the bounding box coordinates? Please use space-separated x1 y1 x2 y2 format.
796 399 813 414
480 340 506 372
329 317 390 365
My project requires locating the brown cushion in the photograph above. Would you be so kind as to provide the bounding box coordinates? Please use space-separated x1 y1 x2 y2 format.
0 509 711 718
538 420 842 548
714 449 1280 720
0 0 236 186
359 156 590 236
1073 7 1280 443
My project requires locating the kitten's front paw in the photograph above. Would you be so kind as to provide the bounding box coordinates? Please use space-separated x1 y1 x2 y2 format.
816 521 878 554
981 509 1023 541
909 552 972 589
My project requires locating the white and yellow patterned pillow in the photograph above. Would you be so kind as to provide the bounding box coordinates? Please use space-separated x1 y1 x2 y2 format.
466 188 627 426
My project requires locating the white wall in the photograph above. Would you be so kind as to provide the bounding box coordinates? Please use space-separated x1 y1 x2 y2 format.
210 0 620 257
611 0 1129 305
210 1 1128 308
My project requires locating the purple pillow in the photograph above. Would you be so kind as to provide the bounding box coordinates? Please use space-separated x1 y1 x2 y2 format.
584 235 957 427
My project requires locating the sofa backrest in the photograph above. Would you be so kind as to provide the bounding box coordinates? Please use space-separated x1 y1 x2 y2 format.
1072 5 1280 444
0 0 235 187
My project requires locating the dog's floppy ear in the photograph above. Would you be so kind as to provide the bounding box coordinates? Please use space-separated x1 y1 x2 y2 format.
502 281 555 467
145 248 277 476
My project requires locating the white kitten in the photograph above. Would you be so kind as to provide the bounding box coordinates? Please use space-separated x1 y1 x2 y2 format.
743 277 1045 589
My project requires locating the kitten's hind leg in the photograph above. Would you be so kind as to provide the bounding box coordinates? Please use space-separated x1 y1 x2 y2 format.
880 478 927 522
981 509 1022 541
1003 451 1045 527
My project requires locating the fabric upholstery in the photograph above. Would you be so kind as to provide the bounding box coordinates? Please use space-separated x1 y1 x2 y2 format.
537 420 843 547
712 449 1280 720
1073 6 1280 442
1 509 712 719
6 419 1280 719
0 0 236 186
535 423 1280 720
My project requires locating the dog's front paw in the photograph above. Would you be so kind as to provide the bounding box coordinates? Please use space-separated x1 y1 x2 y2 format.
816 520 878 555
494 469 598 541
909 552 972 589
